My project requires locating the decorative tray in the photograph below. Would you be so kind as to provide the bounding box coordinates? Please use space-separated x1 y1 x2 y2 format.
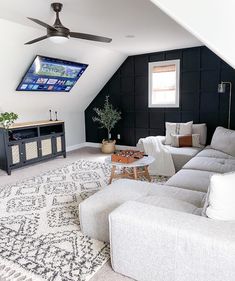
111 150 144 164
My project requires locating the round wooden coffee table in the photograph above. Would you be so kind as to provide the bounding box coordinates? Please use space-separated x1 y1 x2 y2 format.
106 155 155 184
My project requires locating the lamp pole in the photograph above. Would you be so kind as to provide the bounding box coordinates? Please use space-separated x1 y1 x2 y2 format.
218 81 232 129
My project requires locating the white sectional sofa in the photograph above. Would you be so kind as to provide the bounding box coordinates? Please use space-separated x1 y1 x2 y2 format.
79 126 235 281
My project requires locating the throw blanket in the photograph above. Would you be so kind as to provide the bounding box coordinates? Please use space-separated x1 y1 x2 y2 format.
137 136 175 176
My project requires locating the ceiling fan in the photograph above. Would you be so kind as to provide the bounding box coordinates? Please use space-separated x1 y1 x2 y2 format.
25 2 112 45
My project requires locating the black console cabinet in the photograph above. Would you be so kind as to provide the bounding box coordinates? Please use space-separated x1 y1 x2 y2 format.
0 120 66 175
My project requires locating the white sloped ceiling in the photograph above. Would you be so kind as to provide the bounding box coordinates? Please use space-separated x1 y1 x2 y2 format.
151 0 235 68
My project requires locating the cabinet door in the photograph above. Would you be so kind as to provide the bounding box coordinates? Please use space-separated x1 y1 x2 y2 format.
40 138 53 157
24 140 39 161
9 144 21 165
52 134 65 155
56 136 62 153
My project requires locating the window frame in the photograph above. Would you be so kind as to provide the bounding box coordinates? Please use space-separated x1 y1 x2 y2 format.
148 59 180 108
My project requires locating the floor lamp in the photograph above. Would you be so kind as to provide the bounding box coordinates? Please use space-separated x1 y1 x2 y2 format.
218 81 232 129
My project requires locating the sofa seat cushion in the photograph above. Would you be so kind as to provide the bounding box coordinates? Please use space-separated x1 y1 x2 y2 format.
196 146 234 159
148 183 205 207
183 156 235 173
137 196 202 215
166 169 214 193
165 145 203 171
79 179 205 242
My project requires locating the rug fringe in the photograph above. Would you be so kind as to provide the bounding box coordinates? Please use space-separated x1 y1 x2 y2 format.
0 264 32 281
0 258 43 281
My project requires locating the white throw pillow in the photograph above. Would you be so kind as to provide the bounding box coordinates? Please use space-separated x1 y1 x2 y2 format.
202 172 235 220
192 124 207 145
165 121 193 145
211 127 235 157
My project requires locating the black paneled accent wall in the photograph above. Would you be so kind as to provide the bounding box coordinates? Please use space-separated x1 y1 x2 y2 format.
85 46 235 146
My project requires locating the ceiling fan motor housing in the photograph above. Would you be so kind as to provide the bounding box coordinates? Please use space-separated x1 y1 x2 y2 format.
50 2 69 38
48 27 70 38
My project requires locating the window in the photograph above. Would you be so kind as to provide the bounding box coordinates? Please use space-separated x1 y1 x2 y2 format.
148 59 180 108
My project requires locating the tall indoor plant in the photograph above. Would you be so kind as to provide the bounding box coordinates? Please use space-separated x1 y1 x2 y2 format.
93 96 121 153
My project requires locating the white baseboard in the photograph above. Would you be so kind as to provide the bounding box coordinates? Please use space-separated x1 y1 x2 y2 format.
84 142 137 150
84 142 101 148
66 142 137 152
66 143 87 152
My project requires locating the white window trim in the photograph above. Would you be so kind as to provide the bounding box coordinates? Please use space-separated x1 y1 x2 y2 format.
148 59 180 108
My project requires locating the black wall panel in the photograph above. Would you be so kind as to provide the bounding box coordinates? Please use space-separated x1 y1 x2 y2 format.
85 46 235 146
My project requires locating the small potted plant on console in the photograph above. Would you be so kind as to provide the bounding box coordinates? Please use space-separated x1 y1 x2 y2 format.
0 112 18 129
93 96 121 153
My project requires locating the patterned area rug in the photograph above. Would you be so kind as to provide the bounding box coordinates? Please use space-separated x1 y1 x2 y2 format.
0 159 168 281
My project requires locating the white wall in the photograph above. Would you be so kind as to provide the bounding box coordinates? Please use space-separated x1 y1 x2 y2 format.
151 0 235 68
0 19 126 148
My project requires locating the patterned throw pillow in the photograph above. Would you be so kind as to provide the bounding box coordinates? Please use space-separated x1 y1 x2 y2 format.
165 121 193 145
171 134 201 148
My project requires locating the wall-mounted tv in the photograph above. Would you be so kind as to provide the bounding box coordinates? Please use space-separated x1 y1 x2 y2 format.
16 55 88 92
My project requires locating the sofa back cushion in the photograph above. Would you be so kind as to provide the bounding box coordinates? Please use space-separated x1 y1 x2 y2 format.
202 172 235 220
192 124 207 145
165 121 193 145
211 127 235 157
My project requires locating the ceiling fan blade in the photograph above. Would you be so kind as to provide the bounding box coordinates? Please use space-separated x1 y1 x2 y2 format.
27 17 58 31
25 35 48 45
70 32 112 43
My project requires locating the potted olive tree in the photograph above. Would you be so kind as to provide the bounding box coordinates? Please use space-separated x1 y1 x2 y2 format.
93 96 121 153
0 112 18 129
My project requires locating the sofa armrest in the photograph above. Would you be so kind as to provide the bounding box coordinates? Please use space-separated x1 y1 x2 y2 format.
158 135 166 144
109 201 235 281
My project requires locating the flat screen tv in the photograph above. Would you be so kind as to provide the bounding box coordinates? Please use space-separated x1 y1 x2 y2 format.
16 55 88 92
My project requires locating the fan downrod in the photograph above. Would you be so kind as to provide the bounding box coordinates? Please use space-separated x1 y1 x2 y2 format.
51 3 63 13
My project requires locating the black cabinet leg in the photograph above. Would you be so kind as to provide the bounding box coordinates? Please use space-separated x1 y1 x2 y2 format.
7 170 11 176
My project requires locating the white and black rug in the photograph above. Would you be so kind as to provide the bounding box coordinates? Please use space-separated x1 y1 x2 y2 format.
0 159 168 281
0 160 112 281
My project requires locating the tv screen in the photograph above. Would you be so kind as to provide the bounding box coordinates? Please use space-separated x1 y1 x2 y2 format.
16 55 88 92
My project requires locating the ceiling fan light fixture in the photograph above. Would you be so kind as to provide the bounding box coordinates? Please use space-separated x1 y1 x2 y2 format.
49 35 69 44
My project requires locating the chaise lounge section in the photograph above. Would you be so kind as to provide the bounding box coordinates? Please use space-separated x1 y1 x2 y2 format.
80 179 205 242
109 200 235 281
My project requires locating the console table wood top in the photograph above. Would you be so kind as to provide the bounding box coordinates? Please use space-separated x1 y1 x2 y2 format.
0 120 64 129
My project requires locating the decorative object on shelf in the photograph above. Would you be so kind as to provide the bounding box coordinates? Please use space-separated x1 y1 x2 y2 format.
55 111 58 121
112 150 144 164
93 96 121 154
0 112 18 129
218 81 232 129
49 110 52 121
